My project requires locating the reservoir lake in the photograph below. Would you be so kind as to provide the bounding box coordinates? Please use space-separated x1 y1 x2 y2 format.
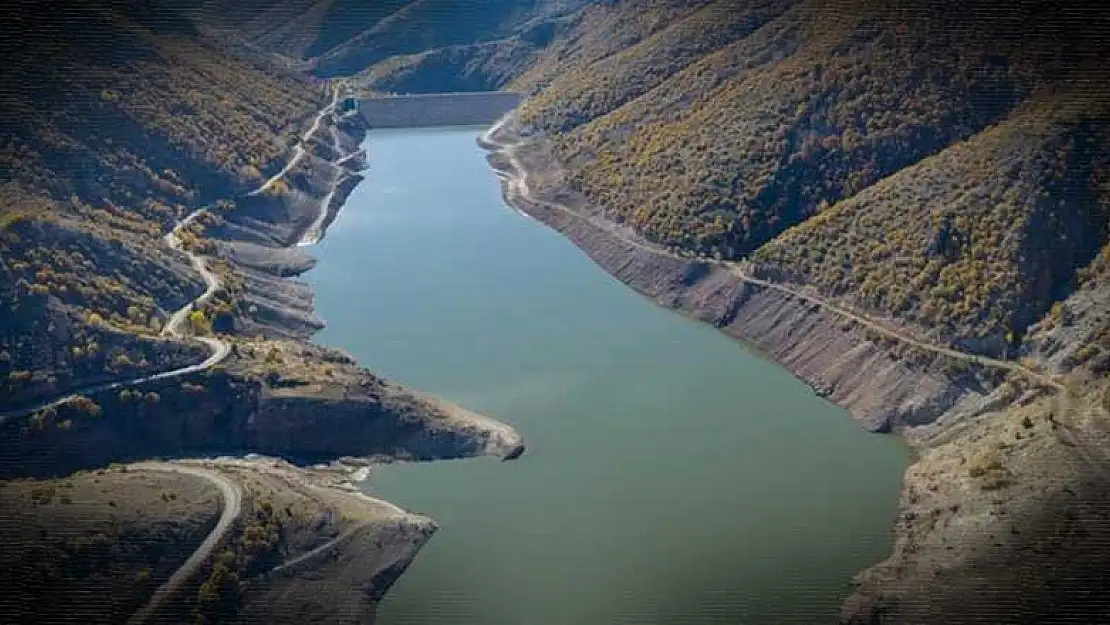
305 127 908 624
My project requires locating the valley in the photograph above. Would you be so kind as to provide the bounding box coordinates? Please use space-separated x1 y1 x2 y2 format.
1 1 1108 623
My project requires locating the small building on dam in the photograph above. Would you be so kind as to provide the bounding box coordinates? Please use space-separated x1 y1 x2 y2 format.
357 91 524 129
340 97 359 113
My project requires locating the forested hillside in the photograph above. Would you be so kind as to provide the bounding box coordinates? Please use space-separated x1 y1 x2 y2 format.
753 94 1110 356
490 1 1109 360
0 0 326 408
519 1 1095 252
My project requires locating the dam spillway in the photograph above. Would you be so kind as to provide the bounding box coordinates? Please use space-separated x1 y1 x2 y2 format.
357 91 524 128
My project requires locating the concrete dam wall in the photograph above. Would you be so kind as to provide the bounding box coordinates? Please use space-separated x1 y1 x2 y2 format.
357 92 523 128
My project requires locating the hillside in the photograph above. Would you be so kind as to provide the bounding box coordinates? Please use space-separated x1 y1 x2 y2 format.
194 0 596 80
1 5 524 621
356 0 722 94
519 0 1088 256
0 1 520 453
491 0 1110 363
0 466 221 623
753 93 1110 357
1 0 327 408
0 458 437 624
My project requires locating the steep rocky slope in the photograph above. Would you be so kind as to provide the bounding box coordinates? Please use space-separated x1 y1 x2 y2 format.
2 0 324 410
504 0 1109 361
754 92 1110 357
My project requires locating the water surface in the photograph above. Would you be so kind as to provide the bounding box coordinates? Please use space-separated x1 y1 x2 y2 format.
306 127 907 624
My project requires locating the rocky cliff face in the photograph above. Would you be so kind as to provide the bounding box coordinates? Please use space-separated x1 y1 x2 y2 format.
2 367 521 480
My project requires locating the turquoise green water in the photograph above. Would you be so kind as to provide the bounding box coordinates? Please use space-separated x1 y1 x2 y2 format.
306 127 908 624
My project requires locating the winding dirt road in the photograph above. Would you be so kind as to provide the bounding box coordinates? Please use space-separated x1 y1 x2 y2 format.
126 462 243 625
249 86 343 197
2 81 372 622
2 84 351 423
241 83 358 246
298 181 342 246
92 83 372 621
299 93 364 246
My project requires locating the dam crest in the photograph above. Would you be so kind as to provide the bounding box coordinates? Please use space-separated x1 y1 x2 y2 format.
356 91 524 128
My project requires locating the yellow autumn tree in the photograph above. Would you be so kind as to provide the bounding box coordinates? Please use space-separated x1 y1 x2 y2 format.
188 309 213 335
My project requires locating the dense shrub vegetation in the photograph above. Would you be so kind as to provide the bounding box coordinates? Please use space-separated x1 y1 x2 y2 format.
193 500 284 624
519 1 1075 260
753 98 1110 355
